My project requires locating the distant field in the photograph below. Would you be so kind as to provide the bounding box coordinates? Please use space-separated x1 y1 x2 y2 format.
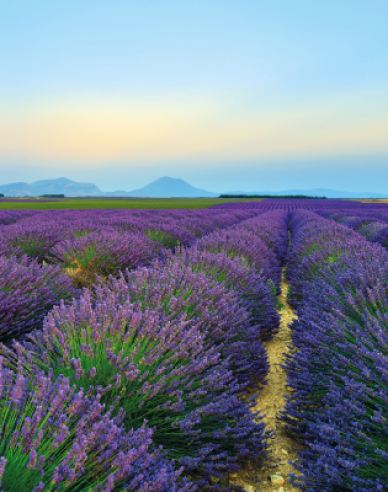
0 197 265 210
350 199 388 203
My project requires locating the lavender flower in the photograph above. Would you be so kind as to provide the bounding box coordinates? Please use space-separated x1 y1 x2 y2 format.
0 254 80 348
98 261 270 391
8 288 273 488
0 346 193 491
49 229 160 277
281 209 388 490
170 245 280 341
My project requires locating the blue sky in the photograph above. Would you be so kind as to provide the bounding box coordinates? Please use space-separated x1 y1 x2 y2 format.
0 0 387 192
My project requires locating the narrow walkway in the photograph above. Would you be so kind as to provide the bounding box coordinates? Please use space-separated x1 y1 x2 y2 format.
231 269 303 491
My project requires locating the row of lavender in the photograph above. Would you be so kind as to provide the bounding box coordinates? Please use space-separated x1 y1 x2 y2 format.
0 208 260 263
0 208 258 347
211 199 373 211
212 198 388 213
280 210 388 491
316 209 388 249
0 209 287 490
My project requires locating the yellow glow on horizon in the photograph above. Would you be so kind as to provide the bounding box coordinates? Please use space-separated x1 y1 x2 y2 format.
0 91 387 163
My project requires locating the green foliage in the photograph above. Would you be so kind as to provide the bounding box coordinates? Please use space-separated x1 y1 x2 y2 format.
14 238 46 259
23 306 227 463
146 230 180 248
266 279 278 305
64 248 98 272
39 194 65 198
0 362 114 492
72 229 94 238
287 284 292 299
0 197 265 210
275 300 285 311
327 254 340 264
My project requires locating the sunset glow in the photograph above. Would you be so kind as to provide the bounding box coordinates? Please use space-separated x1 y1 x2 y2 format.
1 0 387 192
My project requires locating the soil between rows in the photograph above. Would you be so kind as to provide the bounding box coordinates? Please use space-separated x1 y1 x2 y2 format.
231 269 305 492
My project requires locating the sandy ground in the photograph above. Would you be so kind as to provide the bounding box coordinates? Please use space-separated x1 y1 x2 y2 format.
230 270 305 492
349 199 388 203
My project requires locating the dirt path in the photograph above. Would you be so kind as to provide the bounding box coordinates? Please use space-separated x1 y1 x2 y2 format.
230 269 304 492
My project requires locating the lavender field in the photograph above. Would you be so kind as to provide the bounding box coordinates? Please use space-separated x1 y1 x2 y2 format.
0 199 387 491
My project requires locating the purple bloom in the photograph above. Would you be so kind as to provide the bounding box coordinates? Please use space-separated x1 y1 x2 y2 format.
49 229 161 277
0 345 196 491
0 254 79 348
11 286 273 488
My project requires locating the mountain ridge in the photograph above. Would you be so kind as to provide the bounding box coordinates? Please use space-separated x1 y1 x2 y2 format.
0 177 217 197
0 177 387 198
124 176 218 197
0 178 102 197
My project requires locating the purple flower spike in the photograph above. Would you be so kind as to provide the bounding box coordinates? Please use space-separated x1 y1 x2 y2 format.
0 254 80 348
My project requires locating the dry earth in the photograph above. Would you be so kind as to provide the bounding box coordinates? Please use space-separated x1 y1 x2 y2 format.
230 270 305 492
350 199 388 203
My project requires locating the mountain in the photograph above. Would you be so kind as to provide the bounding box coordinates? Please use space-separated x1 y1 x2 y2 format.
225 188 388 198
0 178 103 197
30 177 74 188
0 182 32 197
30 178 102 196
1 177 387 199
125 177 218 197
0 176 217 197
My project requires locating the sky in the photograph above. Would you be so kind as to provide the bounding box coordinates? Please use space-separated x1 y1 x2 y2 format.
0 0 387 193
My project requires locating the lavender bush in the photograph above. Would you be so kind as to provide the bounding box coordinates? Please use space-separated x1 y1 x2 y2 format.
97 260 270 391
322 212 388 242
145 224 197 249
49 230 160 278
8 291 273 489
198 228 282 293
236 210 289 266
357 220 388 239
0 223 68 263
0 255 79 347
280 257 388 491
0 344 195 492
0 210 37 226
370 225 388 248
280 210 388 491
170 246 280 340
285 210 365 308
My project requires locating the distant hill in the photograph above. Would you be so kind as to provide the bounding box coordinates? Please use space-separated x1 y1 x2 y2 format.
30 178 102 196
0 178 102 197
0 176 217 198
125 177 218 197
225 188 388 199
1 177 387 199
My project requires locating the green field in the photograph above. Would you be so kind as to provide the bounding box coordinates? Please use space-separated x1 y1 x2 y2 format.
0 197 265 210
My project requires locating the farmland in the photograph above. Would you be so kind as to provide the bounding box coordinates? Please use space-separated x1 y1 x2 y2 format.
0 197 265 210
0 199 387 491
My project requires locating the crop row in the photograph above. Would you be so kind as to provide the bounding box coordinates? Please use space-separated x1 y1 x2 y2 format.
281 210 388 491
317 209 388 249
0 208 258 347
211 198 388 214
211 199 365 211
0 209 288 491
